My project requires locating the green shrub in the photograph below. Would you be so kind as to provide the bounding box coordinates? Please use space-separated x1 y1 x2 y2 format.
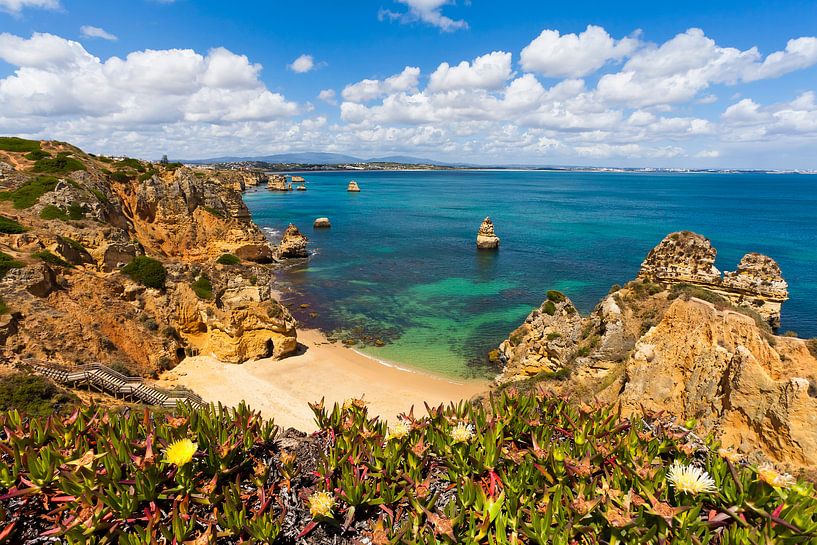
668 283 728 306
216 253 240 265
542 300 557 315
0 372 77 417
138 170 157 182
121 256 167 288
546 332 561 341
115 158 147 172
108 171 132 183
202 206 224 218
0 137 40 153
32 250 72 268
0 176 58 209
191 275 214 300
546 290 566 303
108 362 136 377
39 203 84 221
0 296 8 314
89 187 109 203
31 156 86 175
59 236 87 253
24 149 51 161
0 251 23 278
0 215 25 233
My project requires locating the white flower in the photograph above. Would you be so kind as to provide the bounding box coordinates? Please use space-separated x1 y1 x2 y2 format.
450 422 474 444
667 462 717 495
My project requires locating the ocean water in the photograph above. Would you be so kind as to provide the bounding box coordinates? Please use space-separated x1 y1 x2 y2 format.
244 170 817 379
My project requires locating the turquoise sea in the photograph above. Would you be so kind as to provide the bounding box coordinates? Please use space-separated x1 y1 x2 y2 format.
244 171 817 379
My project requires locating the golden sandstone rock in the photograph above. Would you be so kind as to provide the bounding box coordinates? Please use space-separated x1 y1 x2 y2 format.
476 217 500 249
496 231 816 469
347 180 361 192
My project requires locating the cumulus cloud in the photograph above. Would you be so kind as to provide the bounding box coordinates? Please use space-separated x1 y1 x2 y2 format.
379 0 468 32
0 32 298 128
288 54 315 73
427 51 513 92
318 89 337 105
520 25 638 78
0 0 58 14
341 66 420 102
80 26 117 41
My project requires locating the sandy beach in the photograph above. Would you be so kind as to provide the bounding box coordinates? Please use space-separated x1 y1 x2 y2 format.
161 329 490 431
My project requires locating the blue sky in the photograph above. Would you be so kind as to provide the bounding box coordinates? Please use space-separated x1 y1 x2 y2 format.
1 0 816 168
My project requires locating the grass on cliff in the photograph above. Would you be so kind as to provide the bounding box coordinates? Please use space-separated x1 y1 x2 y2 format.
0 176 58 209
0 372 78 417
216 252 241 265
1 393 817 544
39 203 85 221
0 215 25 233
0 251 23 279
32 250 73 268
669 283 772 332
121 255 167 289
0 137 40 153
191 275 214 300
31 155 86 175
0 296 8 314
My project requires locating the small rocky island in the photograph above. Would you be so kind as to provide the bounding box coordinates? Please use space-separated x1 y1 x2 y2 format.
277 223 309 258
476 216 500 249
313 217 331 228
347 180 360 192
267 174 291 191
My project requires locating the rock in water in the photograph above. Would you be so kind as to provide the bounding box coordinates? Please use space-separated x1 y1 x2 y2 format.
268 175 291 191
476 217 500 249
347 181 361 192
278 224 308 258
313 217 331 229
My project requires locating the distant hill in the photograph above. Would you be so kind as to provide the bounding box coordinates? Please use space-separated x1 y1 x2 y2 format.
184 152 456 166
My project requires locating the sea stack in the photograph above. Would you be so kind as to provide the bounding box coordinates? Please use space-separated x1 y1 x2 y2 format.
278 224 309 258
313 217 331 228
268 174 291 191
476 217 500 249
347 181 361 192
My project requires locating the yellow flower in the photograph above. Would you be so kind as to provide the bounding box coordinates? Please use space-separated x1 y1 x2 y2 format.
387 420 410 441
308 491 335 518
450 423 474 444
164 438 197 467
667 462 717 495
757 463 796 489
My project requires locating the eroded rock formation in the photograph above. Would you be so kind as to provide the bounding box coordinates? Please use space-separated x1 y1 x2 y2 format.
476 217 500 249
313 217 331 229
496 233 816 469
347 181 360 192
277 224 308 258
268 175 290 191
639 231 788 327
0 140 298 375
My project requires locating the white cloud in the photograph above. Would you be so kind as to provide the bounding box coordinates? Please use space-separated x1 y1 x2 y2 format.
0 0 58 14
288 54 315 73
318 89 337 105
0 32 299 126
428 51 513 92
520 25 638 78
379 0 467 32
80 26 117 41
341 66 420 102
695 149 720 158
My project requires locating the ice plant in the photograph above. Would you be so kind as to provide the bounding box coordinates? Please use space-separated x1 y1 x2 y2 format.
387 419 410 441
757 463 796 489
164 439 197 467
667 462 717 495
717 447 742 464
450 422 474 444
308 491 335 519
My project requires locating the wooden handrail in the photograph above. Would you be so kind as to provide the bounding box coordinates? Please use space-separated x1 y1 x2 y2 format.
28 360 205 409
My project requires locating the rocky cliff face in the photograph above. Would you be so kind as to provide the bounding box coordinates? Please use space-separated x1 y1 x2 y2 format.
0 140 297 374
496 233 817 469
639 231 788 327
277 224 308 258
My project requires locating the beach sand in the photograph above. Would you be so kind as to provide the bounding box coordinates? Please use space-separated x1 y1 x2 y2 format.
161 329 490 431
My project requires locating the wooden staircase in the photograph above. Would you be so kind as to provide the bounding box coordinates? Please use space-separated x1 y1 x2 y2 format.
31 361 205 409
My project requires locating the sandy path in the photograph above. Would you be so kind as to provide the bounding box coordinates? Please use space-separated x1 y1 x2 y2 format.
161 329 489 431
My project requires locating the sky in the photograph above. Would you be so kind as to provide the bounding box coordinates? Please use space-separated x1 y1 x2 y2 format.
0 1 816 168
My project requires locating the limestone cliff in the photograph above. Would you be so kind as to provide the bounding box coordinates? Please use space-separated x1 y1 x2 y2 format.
277 224 309 258
0 140 297 374
639 231 788 327
496 231 817 469
476 217 500 249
